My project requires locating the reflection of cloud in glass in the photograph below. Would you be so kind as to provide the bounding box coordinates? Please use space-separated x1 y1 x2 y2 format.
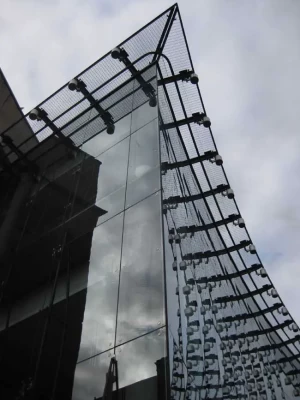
72 328 165 400
75 102 162 366
94 136 130 203
88 117 159 223
72 98 164 397
135 164 151 178
117 192 165 343
74 212 122 361
126 167 160 208
130 101 158 134
77 192 165 363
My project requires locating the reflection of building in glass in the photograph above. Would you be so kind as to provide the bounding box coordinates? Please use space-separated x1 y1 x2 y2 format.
1 4 300 400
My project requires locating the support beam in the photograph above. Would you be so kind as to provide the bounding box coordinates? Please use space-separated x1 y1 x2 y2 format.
111 48 156 100
182 240 252 260
161 112 205 130
29 108 76 152
79 83 113 124
170 387 185 393
220 320 292 341
222 334 300 358
286 369 300 376
211 284 272 304
161 150 218 172
68 79 114 131
44 116 75 149
194 264 261 284
164 184 230 205
1 134 39 175
217 303 282 323
176 214 240 235
151 5 178 63
157 69 196 86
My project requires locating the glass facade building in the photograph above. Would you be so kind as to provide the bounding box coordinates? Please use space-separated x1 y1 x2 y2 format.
1 4 300 400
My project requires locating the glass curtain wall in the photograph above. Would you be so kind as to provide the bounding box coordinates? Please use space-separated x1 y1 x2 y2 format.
0 65 167 400
71 69 166 400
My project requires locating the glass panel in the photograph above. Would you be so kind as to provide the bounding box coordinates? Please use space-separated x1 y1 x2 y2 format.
126 166 160 208
96 186 126 225
0 305 7 331
126 119 160 208
131 63 157 135
26 165 80 236
131 101 158 134
117 192 164 343
76 280 118 362
84 212 123 288
7 228 61 302
70 154 102 216
83 136 130 206
81 113 131 158
72 327 166 400
68 213 123 361
72 350 112 400
24 149 102 243
117 327 166 391
0 297 71 400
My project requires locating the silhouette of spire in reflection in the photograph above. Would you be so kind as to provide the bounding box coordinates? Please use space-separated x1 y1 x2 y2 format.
102 357 119 400
95 357 167 400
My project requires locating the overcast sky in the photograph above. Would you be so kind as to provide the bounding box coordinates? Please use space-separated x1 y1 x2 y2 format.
1 0 300 322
